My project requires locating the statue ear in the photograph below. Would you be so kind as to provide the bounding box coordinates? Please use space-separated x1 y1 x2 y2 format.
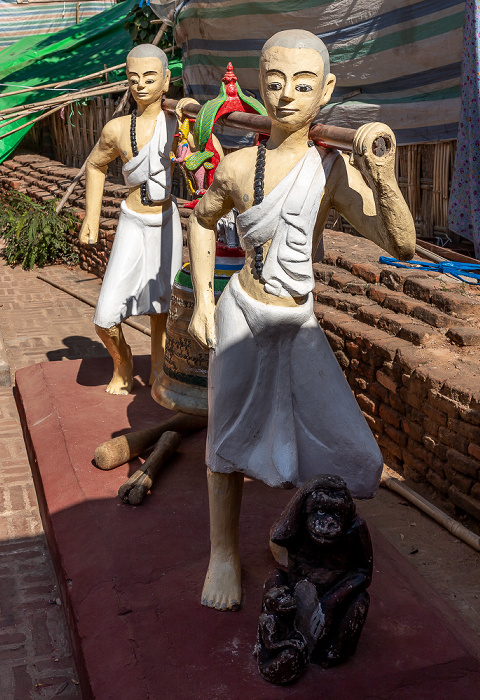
270 477 322 547
163 69 171 94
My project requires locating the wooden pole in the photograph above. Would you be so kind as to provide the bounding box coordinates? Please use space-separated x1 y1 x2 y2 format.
0 63 127 100
162 98 358 153
0 80 128 118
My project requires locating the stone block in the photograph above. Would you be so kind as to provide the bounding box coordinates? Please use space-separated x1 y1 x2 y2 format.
446 327 480 347
432 290 480 318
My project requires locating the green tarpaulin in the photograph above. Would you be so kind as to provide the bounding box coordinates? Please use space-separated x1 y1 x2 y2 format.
0 0 182 162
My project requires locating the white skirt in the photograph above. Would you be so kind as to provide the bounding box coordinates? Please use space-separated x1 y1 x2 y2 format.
93 200 182 328
206 274 383 498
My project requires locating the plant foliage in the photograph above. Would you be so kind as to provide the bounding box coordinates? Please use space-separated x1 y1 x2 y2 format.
124 3 175 48
0 191 79 270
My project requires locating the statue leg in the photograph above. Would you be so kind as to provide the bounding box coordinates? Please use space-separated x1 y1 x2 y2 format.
312 591 370 667
149 312 168 385
202 468 244 611
95 323 133 395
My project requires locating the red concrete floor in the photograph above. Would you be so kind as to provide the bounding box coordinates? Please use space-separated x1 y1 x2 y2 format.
15 357 480 700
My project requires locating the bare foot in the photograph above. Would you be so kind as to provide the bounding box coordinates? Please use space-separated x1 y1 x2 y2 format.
201 552 242 611
106 347 133 395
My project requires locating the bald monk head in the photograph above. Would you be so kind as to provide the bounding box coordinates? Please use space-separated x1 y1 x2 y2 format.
259 29 336 131
126 43 171 107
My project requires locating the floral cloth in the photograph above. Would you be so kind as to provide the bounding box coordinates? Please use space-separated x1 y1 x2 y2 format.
449 0 480 259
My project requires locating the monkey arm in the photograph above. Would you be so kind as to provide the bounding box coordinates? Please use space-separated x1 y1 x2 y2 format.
325 124 416 261
79 121 122 245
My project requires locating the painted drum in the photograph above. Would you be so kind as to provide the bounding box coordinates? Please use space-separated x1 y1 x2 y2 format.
151 247 244 416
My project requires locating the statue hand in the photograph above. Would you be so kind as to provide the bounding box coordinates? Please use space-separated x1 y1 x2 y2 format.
79 219 99 246
350 122 396 184
188 304 216 349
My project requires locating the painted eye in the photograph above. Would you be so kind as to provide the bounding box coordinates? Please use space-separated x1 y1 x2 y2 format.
296 84 313 92
130 79 138 85
146 79 154 84
268 82 282 91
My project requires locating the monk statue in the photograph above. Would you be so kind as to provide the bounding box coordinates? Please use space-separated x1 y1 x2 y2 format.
186 30 416 610
79 44 183 394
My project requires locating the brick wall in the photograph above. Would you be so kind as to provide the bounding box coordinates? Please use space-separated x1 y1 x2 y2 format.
1 154 480 523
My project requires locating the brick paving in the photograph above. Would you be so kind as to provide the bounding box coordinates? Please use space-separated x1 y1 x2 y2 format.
0 254 151 699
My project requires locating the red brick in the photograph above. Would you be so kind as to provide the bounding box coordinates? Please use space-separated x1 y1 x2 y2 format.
379 404 402 428
447 416 480 443
399 386 424 411
425 469 450 495
388 392 405 414
444 464 473 493
356 394 379 415
447 327 480 347
363 412 384 434
432 290 480 318
377 370 398 394
324 329 344 352
401 418 424 444
468 443 480 461
378 433 403 460
385 424 408 447
448 485 480 520
438 427 468 453
429 392 460 418
446 449 479 478
471 482 480 501
423 403 448 427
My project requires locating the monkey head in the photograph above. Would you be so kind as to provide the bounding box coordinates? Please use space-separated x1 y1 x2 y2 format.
304 487 355 546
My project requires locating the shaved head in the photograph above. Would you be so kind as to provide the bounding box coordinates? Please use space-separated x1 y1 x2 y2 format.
126 44 169 75
262 30 330 80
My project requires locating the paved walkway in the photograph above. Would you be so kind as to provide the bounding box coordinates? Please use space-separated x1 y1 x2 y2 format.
0 256 479 698
0 256 150 699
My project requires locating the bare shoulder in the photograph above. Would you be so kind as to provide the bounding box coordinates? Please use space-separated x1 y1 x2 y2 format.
100 116 127 146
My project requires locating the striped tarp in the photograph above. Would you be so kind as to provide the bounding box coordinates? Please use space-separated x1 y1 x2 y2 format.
175 0 464 144
0 0 114 51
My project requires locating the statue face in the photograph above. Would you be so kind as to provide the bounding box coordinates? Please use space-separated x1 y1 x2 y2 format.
259 46 335 131
126 57 170 107
304 489 352 545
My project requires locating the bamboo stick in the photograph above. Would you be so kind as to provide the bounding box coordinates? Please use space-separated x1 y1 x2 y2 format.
0 63 127 100
381 471 480 552
0 80 128 118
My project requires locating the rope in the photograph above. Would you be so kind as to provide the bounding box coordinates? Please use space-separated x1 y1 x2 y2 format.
379 256 480 285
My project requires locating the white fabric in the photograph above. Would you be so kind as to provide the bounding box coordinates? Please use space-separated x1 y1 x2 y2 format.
93 201 182 328
237 146 338 298
206 275 383 498
122 110 177 202
206 148 383 497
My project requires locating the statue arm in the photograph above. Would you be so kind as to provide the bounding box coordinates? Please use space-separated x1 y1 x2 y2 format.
187 157 235 348
326 124 416 260
79 121 122 245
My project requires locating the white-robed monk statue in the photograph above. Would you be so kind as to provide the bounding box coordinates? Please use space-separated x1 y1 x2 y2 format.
186 30 416 611
79 44 183 394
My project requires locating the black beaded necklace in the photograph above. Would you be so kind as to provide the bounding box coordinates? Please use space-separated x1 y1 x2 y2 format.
253 141 266 278
130 110 153 206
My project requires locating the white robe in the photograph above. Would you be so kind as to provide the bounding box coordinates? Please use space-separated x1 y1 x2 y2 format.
94 110 182 328
205 147 383 498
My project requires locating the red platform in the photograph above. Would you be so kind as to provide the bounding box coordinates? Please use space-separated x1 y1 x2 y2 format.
15 357 480 700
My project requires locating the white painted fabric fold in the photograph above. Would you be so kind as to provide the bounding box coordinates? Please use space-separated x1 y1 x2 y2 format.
93 200 182 328
122 110 177 202
206 274 383 497
237 146 338 298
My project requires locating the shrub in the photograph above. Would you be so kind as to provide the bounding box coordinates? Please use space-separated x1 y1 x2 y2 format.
0 191 79 270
